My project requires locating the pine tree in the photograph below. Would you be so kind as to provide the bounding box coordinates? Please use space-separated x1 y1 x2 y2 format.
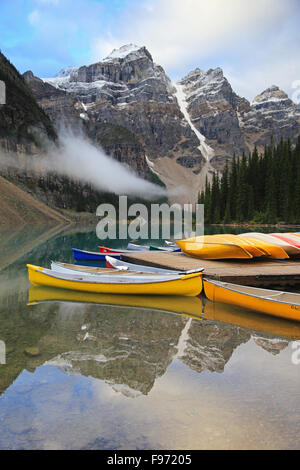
199 137 300 225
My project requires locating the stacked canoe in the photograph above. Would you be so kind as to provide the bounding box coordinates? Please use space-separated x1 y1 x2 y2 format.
176 233 300 260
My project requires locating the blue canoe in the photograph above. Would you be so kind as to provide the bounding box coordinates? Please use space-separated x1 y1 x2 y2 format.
72 248 121 262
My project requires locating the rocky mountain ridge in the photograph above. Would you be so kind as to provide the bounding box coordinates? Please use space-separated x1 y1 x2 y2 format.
2 44 300 206
24 44 299 202
0 51 56 154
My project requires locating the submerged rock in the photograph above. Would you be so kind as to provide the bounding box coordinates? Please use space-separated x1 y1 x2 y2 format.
24 347 40 357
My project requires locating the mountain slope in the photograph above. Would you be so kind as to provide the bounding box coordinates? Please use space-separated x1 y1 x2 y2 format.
23 45 300 203
0 51 56 154
178 68 300 170
26 46 208 202
0 175 70 225
241 85 300 151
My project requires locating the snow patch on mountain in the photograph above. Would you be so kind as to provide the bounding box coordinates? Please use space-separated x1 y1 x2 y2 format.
103 44 142 62
174 318 192 359
42 75 72 89
173 81 214 161
55 66 78 78
181 67 226 103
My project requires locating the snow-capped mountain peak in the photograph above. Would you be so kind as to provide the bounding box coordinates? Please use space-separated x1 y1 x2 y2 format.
55 66 78 78
102 44 145 62
252 85 290 106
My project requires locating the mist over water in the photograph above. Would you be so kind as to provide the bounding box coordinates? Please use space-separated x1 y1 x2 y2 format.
0 129 169 199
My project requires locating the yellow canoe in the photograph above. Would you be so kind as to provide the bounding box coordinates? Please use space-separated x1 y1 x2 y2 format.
237 235 289 259
204 299 300 340
176 235 253 260
28 286 203 318
207 234 266 257
27 264 203 297
203 278 300 322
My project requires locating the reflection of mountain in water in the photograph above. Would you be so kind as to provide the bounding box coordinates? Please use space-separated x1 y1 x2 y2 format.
0 272 291 399
180 321 250 373
252 336 289 355
180 321 289 374
0 225 66 271
0 288 57 395
36 304 290 392
41 303 187 396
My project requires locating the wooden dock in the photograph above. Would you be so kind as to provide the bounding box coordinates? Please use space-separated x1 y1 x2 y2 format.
121 252 300 288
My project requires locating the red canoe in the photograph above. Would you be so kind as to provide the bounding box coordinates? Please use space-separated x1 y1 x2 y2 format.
271 234 300 257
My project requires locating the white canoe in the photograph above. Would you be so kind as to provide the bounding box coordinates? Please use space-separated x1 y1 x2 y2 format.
51 261 117 276
105 256 204 275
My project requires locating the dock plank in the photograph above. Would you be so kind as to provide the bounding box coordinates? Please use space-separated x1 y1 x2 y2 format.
121 252 300 287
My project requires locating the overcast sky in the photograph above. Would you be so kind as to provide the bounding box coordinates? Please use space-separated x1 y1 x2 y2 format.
1 0 300 102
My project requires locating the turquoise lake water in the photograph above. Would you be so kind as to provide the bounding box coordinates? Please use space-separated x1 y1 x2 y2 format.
0 224 300 450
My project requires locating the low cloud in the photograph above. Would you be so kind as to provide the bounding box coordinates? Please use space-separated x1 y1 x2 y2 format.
0 129 168 199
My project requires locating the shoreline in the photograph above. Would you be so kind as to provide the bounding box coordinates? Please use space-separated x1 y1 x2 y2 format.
209 223 300 229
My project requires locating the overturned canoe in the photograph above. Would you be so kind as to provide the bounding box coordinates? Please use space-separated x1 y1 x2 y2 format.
176 236 253 260
72 248 121 261
271 233 300 252
237 235 289 259
203 278 300 322
105 255 204 275
27 264 203 296
205 234 266 257
239 233 299 256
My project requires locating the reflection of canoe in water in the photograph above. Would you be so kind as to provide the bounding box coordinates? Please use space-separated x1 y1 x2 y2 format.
27 264 203 296
28 286 203 318
204 299 300 340
203 278 300 322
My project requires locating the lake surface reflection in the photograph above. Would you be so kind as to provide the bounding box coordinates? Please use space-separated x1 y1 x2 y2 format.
0 225 300 450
